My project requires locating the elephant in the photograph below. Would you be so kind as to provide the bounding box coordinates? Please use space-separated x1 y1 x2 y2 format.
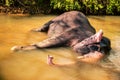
11 11 111 63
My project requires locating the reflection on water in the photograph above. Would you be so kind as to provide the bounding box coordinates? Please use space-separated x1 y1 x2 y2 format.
0 15 120 80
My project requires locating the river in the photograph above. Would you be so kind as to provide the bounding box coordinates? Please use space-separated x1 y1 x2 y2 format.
0 14 120 80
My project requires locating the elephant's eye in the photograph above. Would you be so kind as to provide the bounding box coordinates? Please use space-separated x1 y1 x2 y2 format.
91 46 98 50
89 45 100 52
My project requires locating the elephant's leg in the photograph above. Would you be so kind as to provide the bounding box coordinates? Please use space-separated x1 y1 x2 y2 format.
11 34 68 51
11 27 80 51
32 35 67 48
32 20 53 32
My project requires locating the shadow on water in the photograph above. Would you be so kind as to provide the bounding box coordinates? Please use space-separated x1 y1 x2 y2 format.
0 15 120 80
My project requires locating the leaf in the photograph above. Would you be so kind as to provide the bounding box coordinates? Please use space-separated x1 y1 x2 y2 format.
98 4 104 9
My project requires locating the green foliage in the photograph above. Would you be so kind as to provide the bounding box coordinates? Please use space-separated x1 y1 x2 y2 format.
23 0 35 5
82 0 105 14
107 0 120 14
50 0 81 11
5 0 13 6
50 0 120 15
50 0 105 14
1 0 120 15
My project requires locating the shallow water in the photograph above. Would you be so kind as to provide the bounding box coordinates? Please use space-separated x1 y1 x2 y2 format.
0 14 120 80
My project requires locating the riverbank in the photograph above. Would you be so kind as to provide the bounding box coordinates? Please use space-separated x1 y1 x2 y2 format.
0 6 29 14
1 0 120 15
0 3 52 16
1 6 120 16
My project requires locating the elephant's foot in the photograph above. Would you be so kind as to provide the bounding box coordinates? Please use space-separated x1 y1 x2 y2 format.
11 45 37 51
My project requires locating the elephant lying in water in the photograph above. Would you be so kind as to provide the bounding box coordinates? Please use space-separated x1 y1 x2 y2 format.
11 11 111 63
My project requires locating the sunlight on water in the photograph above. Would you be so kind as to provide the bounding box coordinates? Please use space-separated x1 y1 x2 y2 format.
0 15 120 80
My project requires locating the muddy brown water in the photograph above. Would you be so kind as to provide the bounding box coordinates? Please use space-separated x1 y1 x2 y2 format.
0 15 120 80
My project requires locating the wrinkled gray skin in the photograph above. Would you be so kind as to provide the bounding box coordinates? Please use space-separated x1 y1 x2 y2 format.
11 11 111 56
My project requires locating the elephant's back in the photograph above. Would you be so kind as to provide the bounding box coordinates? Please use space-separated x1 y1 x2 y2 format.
47 11 96 37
